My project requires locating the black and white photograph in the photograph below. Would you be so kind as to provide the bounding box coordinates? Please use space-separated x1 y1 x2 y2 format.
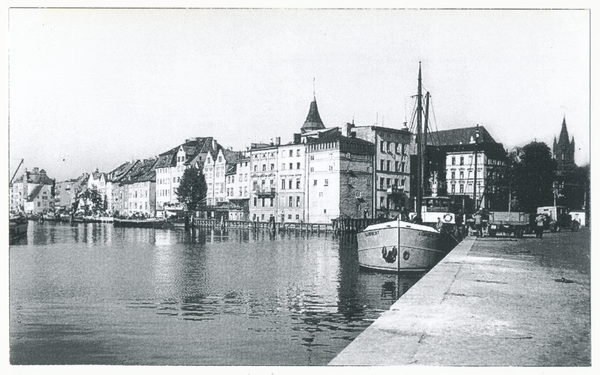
6 2 592 369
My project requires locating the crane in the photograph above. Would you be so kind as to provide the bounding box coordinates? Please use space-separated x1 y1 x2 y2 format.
10 159 24 184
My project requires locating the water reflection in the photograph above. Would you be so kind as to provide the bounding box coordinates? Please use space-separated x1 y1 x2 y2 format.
11 221 425 365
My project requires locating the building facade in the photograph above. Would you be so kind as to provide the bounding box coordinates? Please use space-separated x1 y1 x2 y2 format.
305 129 374 223
427 126 507 212
353 124 413 219
155 137 218 217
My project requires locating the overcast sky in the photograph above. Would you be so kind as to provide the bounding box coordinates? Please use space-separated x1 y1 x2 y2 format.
8 7 590 181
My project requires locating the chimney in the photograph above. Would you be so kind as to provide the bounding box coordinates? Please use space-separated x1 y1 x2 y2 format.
293 133 301 144
212 139 218 151
276 137 281 146
341 122 354 137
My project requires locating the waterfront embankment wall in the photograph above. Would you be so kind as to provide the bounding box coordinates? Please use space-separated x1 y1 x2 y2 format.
330 230 590 366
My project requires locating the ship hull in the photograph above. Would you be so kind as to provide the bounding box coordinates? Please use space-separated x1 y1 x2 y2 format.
357 220 457 272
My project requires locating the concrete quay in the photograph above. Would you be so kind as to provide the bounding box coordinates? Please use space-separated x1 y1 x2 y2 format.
330 229 591 366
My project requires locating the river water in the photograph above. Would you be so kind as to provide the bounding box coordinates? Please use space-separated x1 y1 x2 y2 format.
9 221 424 366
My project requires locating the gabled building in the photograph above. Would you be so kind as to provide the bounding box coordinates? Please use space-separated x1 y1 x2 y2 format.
54 173 89 212
106 161 138 213
10 167 55 214
226 154 251 221
120 158 157 216
155 137 219 217
204 147 245 207
553 116 576 174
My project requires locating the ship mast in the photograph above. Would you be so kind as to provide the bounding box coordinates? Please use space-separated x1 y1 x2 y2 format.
415 63 423 220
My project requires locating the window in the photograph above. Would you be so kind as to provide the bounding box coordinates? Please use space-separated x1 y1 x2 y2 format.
281 179 286 189
380 196 385 208
296 196 301 207
271 164 274 170
262 164 266 171
288 214 292 220
310 167 314 172
270 198 273 207
380 141 384 152
289 196 293 207
262 198 265 207
401 162 405 172
451 171 455 180
460 184 464 193
296 179 301 189
254 165 257 172
289 163 293 170
452 184 456 194
380 177 384 189
387 161 391 171
289 179 293 189
282 163 286 170
460 157 464 165
296 149 301 156
395 161 399 172
297 162 301 169
310 156 314 161
289 150 293 157
452 157 456 165
386 178 391 187
380 160 385 171
296 214 300 220
324 179 328 186
460 171 464 179
313 180 317 186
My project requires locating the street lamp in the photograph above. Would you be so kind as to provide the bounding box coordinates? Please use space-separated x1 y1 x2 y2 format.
473 124 480 213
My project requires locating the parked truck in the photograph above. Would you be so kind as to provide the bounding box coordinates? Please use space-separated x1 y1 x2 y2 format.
536 206 580 232
487 211 535 238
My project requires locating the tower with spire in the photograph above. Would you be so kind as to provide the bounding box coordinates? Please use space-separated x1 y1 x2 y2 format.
301 80 326 134
553 116 576 173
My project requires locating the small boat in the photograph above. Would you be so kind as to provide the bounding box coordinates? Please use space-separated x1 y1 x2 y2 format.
113 218 173 229
10 215 28 242
358 64 460 272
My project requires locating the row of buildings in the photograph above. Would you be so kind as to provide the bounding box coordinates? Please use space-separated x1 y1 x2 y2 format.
11 96 577 223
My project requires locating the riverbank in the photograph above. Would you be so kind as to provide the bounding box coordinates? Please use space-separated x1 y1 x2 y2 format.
329 229 590 366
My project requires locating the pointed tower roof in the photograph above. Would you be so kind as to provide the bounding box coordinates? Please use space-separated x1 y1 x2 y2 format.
558 116 570 146
301 98 325 134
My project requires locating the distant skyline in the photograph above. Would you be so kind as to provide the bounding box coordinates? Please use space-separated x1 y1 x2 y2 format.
9 7 590 181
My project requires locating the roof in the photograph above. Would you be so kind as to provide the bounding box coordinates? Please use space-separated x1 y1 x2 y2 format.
306 129 374 155
121 158 157 185
156 137 217 168
27 185 44 201
301 98 326 133
107 161 137 183
427 126 498 147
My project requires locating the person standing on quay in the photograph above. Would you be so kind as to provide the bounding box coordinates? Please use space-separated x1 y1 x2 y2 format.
535 214 545 238
474 211 483 237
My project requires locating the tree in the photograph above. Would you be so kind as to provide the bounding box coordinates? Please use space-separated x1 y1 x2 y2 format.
175 167 207 211
73 188 104 215
512 142 556 212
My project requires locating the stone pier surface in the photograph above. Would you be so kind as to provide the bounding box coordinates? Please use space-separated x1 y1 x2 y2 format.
329 229 591 366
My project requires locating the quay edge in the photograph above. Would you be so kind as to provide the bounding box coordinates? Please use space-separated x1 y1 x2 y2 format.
329 231 590 366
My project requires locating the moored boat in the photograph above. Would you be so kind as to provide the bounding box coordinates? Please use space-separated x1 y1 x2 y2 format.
10 215 29 242
358 218 458 272
358 63 460 272
113 218 173 229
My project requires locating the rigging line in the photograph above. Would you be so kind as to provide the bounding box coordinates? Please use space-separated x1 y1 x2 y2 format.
429 95 443 147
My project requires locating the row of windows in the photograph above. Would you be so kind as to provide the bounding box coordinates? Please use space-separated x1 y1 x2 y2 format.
158 177 180 184
380 160 406 173
379 178 405 190
379 140 408 155
449 182 481 194
252 196 302 207
280 149 302 158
